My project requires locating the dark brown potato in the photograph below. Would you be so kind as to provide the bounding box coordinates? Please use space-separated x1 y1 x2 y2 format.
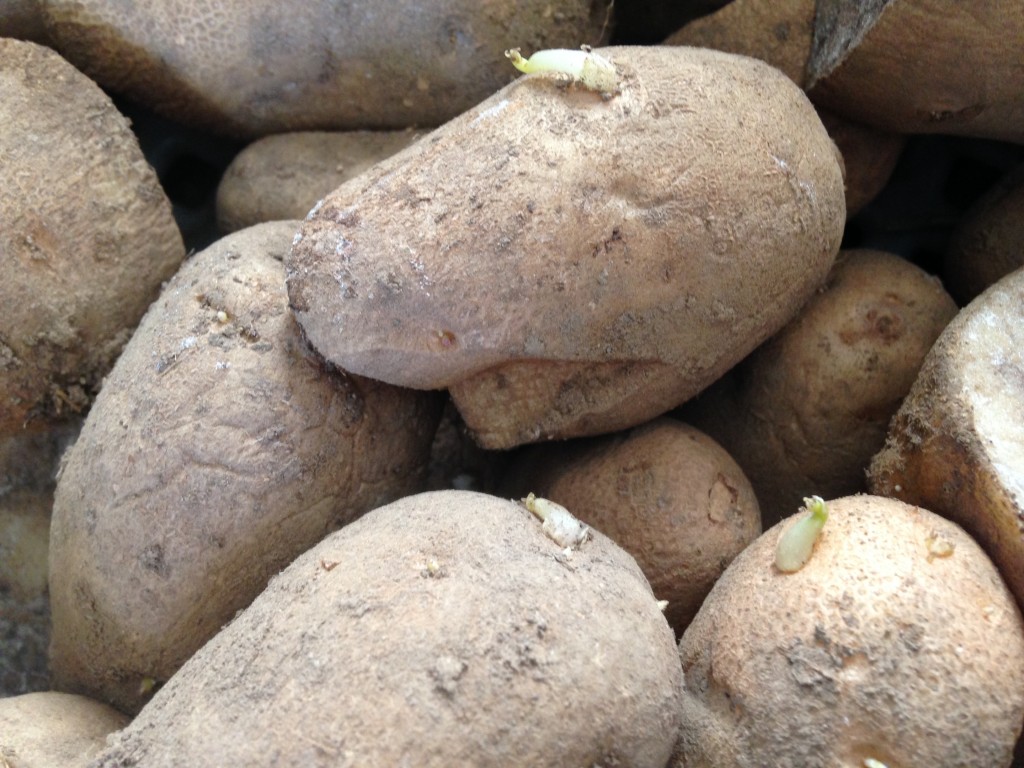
49 221 442 714
93 491 684 767
0 39 185 436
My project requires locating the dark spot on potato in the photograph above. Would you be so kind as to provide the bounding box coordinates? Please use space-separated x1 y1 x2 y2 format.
433 330 458 351
139 544 169 578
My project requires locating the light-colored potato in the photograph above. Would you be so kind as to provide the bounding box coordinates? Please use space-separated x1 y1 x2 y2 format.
501 417 761 634
0 39 185 436
679 249 957 526
675 495 1024 768
216 130 420 233
869 266 1024 611
49 221 442 714
93 491 683 767
287 45 846 449
41 0 608 137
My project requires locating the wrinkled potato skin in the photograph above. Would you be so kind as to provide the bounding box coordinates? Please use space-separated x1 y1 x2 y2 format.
501 418 761 634
49 222 442 714
94 491 683 767
675 495 1024 768
0 39 184 435
288 46 845 449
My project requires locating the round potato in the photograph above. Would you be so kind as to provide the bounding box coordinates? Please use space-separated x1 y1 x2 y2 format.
287 45 846 449
501 417 762 634
0 39 185 436
49 221 442 714
93 490 683 767
675 495 1024 768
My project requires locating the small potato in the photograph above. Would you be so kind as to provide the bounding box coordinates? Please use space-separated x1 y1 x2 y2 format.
49 221 442 714
675 495 1024 768
216 130 420 233
869 266 1024 611
0 692 128 767
93 491 683 767
501 417 761 634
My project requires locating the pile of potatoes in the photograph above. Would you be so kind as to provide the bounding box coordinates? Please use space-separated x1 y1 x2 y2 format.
2 2 1023 766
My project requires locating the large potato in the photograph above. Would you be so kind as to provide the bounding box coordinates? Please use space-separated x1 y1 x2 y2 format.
49 221 442 714
40 0 608 137
675 495 1024 767
93 491 683 767
0 39 184 436
287 46 846 449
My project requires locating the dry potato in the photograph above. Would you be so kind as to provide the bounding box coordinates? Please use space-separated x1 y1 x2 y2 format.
93 490 683 767
869 266 1024 611
0 39 185 436
287 45 846 449
675 495 1024 768
216 130 420 233
48 221 442 714
0 691 129 768
679 249 957 526
40 0 609 137
501 417 761 634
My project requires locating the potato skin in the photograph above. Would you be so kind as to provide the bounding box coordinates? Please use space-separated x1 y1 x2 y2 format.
288 46 846 449
0 692 128 767
0 39 184 435
93 491 683 767
675 495 1024 768
49 222 442 714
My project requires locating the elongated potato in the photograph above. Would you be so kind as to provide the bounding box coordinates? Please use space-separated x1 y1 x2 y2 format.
49 221 442 714
93 491 683 767
287 46 846 449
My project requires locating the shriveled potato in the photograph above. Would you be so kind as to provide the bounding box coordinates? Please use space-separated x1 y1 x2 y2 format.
287 46 846 449
0 692 128 768
943 164 1024 305
93 491 683 767
0 39 185 436
40 0 608 137
675 495 1024 767
869 266 1024 610
679 249 957 526
501 417 761 634
49 221 442 714
216 130 420 233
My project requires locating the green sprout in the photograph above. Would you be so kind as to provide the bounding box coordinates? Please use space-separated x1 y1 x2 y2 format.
504 46 618 94
775 496 829 573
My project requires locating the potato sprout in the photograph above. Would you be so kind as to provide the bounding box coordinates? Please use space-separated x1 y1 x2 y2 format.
523 493 591 549
504 47 618 94
775 496 828 573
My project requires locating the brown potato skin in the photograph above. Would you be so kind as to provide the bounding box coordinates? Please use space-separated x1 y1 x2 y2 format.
0 39 185 436
93 491 683 767
680 249 957 526
501 417 761 634
49 222 442 714
287 46 846 449
675 495 1024 768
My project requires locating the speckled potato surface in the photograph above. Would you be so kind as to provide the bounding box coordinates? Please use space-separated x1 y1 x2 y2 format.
501 417 761 634
93 491 683 768
49 221 442 714
675 494 1024 768
0 39 184 436
287 45 846 449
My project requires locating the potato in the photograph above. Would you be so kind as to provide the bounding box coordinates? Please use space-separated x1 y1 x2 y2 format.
287 45 846 449
679 249 957 526
40 0 608 137
675 495 1024 768
48 221 442 714
0 39 185 436
93 490 683 767
0 692 128 768
869 266 1024 611
500 417 761 634
0 1 50 43
216 130 420 233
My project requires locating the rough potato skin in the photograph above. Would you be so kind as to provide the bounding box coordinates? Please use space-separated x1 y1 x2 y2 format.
287 46 846 449
675 495 1024 768
92 491 683 767
0 39 185 435
501 417 761 634
49 222 442 714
